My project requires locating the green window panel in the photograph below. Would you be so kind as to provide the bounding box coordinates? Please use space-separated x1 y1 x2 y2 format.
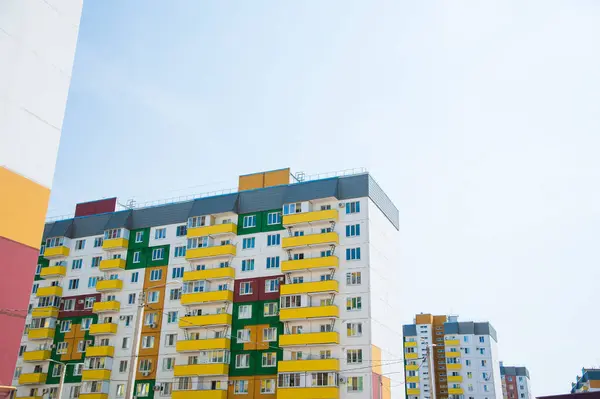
134 380 156 399
128 228 150 250
147 245 170 268
34 256 50 281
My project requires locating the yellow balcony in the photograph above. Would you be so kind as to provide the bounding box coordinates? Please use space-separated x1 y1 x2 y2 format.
176 338 231 352
16 396 43 399
447 376 463 382
406 364 420 371
281 256 339 272
445 339 460 346
40 266 66 279
279 305 338 321
96 279 123 292
102 237 128 250
92 301 121 313
18 372 47 385
282 232 339 249
407 389 421 395
279 332 339 347
23 350 51 362
282 209 338 226
174 363 229 376
281 280 338 295
278 359 339 372
99 258 126 271
36 286 63 297
82 369 111 381
277 387 339 399
404 341 417 347
179 313 232 329
31 306 59 318
449 388 464 395
185 244 236 260
445 351 461 358
406 376 419 383
86 346 115 357
183 267 235 281
187 223 237 238
405 353 419 360
89 323 118 335
447 364 462 370
44 246 69 259
28 328 55 340
172 390 227 399
180 290 233 305
79 395 108 399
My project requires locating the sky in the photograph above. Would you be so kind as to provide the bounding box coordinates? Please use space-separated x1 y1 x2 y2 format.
49 1 600 396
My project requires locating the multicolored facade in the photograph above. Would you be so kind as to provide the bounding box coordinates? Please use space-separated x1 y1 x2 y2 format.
0 0 83 388
571 369 600 393
403 314 503 399
500 364 532 399
13 169 399 399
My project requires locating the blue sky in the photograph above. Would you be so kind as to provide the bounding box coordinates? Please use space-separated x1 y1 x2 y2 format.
50 1 600 395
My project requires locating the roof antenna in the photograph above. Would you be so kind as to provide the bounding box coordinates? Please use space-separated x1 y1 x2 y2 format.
118 199 136 210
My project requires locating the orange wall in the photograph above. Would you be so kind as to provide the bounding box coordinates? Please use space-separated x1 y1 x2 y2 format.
227 375 277 399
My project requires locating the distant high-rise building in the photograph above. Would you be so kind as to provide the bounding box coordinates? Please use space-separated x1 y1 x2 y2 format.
403 314 503 399
571 369 600 393
500 363 532 399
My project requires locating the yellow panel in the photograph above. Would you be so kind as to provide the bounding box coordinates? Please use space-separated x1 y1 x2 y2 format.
187 223 237 238
102 237 128 250
40 265 66 278
404 353 419 360
96 279 123 292
279 332 339 347
183 267 235 281
447 376 463 382
281 256 338 272
406 376 419 383
406 364 420 371
278 359 339 372
23 350 51 362
36 286 62 297
279 305 338 321
99 258 126 271
89 323 118 335
276 387 339 399
176 338 231 352
283 209 338 226
281 232 339 249
407 389 421 395
280 280 338 295
445 339 460 346
43 246 69 258
264 168 290 188
0 167 50 248
447 364 462 370
449 388 464 394
239 172 265 191
92 301 121 313
179 313 232 328
404 341 417 347
172 390 227 399
185 244 236 260
28 328 55 340
445 351 461 358
79 394 108 399
15 396 43 399
372 344 382 374
86 346 114 357
31 306 59 318
381 376 391 399
174 363 229 376
180 290 233 305
82 369 111 381
18 373 47 385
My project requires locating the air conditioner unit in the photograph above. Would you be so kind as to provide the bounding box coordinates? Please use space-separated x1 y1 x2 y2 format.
50 344 56 349
119 316 126 321
150 323 157 328
77 300 84 304
339 377 346 383
338 203 345 208
142 372 150 377
153 385 163 392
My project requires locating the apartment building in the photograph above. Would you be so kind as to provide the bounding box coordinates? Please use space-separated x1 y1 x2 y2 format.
571 369 600 393
403 314 502 399
13 168 399 399
500 364 532 399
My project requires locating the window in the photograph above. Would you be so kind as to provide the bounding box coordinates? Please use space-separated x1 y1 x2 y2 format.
242 237 255 249
293 231 304 237
81 318 92 331
263 327 277 342
122 337 130 349
262 352 277 367
104 228 121 240
243 215 257 228
266 233 281 247
479 336 485 343
346 223 361 237
481 360 487 366
346 271 362 285
467 372 473 379
163 357 175 371
346 201 360 214
72 259 83 270
188 215 207 228
75 239 86 250
123 315 133 326
72 363 84 376
346 247 361 260
63 299 75 311
238 305 252 319
265 278 279 293
236 354 250 368
18 345 26 356
165 333 177 346
91 256 102 268
52 363 64 377
267 212 281 225
133 251 141 263
169 288 182 301
35 264 42 276
266 256 280 269
347 322 363 337
151 248 164 261
278 373 302 388
172 266 184 279
39 244 46 255
167 311 178 323
134 231 143 243
176 225 187 237
283 202 301 215
346 296 362 311
128 293 136 305
131 272 139 283
260 379 276 394
147 291 160 303
85 296 96 309
239 282 253 295
347 376 364 392
174 246 186 257
144 312 157 326
142 336 155 349
57 341 68 354
88 277 98 288
479 348 485 355
139 359 153 372
281 295 301 308
465 359 471 366
241 259 255 272
237 329 251 343
264 302 278 317
136 382 150 397
234 380 249 394
32 283 39 294
155 228 167 240
150 269 162 281
68 279 79 290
